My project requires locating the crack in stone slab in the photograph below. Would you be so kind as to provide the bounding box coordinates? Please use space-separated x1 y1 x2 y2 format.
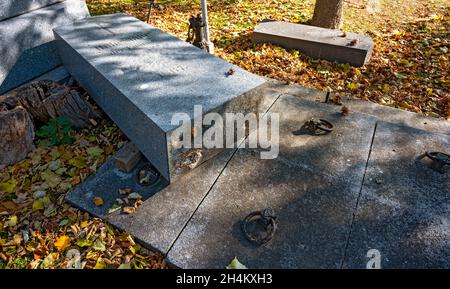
342 122 450 268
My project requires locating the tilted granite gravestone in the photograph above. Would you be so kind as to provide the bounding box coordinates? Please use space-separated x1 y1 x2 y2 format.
53 13 267 182
0 0 64 21
0 0 89 94
253 21 374 67
66 82 281 254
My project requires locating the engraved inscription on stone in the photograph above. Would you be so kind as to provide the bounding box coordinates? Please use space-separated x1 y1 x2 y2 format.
94 32 153 53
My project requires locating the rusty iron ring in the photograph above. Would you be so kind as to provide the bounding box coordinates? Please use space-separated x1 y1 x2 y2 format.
425 152 450 166
136 163 162 187
315 119 334 132
241 208 277 246
304 118 334 135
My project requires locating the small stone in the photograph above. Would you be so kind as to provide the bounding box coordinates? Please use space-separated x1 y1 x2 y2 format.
114 142 142 173
33 191 46 199
21 229 30 243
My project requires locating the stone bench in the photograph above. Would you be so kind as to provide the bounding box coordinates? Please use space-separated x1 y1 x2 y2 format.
253 20 374 67
54 14 270 182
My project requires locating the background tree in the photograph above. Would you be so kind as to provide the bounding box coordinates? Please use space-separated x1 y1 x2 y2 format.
312 0 344 29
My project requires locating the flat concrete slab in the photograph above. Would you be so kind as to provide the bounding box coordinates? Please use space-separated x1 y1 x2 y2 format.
253 21 374 67
336 95 450 136
265 79 450 136
54 13 267 181
66 157 169 218
344 122 450 268
274 95 377 186
167 147 358 268
0 0 89 94
167 94 377 268
66 80 450 268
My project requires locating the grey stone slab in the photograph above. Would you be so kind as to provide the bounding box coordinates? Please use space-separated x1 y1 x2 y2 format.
167 95 378 268
0 0 89 94
338 95 450 136
66 148 236 254
54 13 267 181
34 65 70 82
266 79 450 136
273 94 377 187
108 149 236 254
263 78 326 102
253 21 374 67
167 147 358 269
0 0 64 21
344 122 450 268
66 157 169 218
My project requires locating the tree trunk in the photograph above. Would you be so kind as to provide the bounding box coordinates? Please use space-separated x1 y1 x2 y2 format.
0 80 100 166
312 0 344 29
1 80 99 128
0 106 35 167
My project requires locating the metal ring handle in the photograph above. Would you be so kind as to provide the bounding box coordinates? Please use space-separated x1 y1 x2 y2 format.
425 152 450 166
315 119 334 132
241 208 277 246
136 163 162 187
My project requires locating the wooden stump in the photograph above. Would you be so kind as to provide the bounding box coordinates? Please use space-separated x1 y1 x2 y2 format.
0 80 100 167
1 80 99 128
0 106 35 167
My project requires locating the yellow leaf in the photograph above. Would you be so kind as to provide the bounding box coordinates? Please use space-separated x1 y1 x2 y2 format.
0 179 17 193
398 101 411 109
32 199 44 211
41 170 61 188
86 251 99 260
226 257 247 269
123 206 135 214
93 197 104 207
5 215 18 227
347 82 358 90
94 257 106 269
41 253 58 269
26 242 38 252
55 235 72 252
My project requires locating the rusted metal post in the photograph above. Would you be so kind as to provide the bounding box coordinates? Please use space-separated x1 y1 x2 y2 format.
201 0 214 54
